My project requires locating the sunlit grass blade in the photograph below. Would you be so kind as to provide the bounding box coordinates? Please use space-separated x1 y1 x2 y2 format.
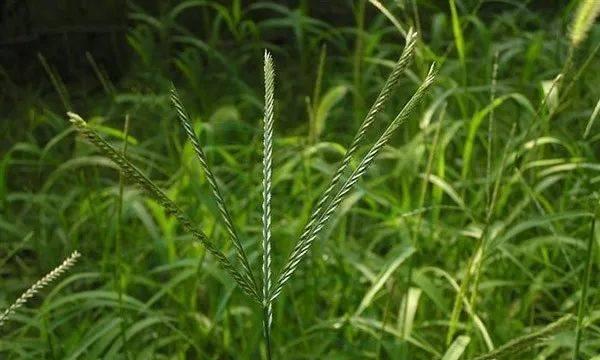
67 112 260 302
169 85 259 294
367 0 407 37
308 44 327 144
271 62 437 301
0 250 81 327
442 335 470 360
355 246 415 316
449 0 465 69
583 97 600 139
262 50 275 359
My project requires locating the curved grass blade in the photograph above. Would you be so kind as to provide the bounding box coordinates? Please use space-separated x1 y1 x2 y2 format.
583 97 600 139
67 113 260 302
442 335 470 360
169 86 259 294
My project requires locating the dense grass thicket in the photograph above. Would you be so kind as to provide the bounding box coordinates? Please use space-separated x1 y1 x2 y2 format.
1 1 599 358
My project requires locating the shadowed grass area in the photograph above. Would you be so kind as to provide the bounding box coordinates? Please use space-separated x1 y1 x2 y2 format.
1 1 599 358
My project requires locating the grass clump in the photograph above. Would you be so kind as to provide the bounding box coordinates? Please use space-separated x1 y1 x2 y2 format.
1 1 599 358
67 28 435 355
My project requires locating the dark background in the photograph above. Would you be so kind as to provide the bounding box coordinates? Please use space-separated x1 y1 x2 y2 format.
0 0 565 84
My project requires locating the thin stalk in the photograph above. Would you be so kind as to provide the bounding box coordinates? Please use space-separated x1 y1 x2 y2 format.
411 0 422 37
116 114 131 359
468 54 502 316
486 51 499 208
375 282 395 359
573 216 596 359
353 0 366 124
560 43 600 107
86 51 115 96
38 53 71 111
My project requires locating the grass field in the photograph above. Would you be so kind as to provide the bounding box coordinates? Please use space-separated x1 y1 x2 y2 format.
1 1 599 358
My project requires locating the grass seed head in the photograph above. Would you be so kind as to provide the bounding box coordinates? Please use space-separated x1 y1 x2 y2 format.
570 0 600 47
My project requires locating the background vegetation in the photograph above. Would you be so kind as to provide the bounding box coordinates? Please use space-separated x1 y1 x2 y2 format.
1 0 599 358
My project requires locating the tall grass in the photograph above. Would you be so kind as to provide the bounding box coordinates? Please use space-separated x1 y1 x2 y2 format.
1 1 599 358
66 28 437 355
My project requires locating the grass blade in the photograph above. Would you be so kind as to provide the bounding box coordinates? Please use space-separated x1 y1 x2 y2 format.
38 53 71 111
573 216 596 359
442 335 470 360
308 44 327 144
583 97 600 139
449 0 465 69
355 246 415 316
367 0 407 37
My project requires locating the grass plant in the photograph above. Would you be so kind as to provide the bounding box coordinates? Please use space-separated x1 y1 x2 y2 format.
66 29 438 355
1 1 599 358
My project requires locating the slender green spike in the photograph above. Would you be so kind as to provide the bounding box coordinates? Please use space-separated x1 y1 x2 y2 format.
169 86 259 295
271 29 417 300
0 251 81 327
67 112 261 302
262 50 275 360
569 0 600 48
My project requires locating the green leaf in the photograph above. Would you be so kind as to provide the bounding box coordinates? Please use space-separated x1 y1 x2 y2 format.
449 0 465 67
442 335 471 360
314 85 348 140
355 246 415 315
